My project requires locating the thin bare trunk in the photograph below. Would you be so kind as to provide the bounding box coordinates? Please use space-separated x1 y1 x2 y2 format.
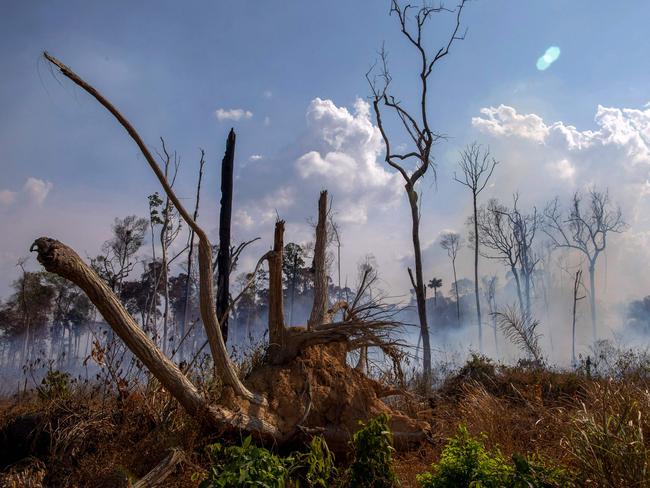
588 262 597 341
408 188 431 382
451 257 460 325
472 194 482 351
572 269 584 366
181 151 205 361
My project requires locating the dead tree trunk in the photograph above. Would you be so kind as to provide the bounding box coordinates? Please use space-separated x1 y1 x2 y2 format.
42 52 263 405
407 187 431 382
308 191 328 331
180 151 205 361
30 238 274 429
216 129 235 343
572 269 585 366
268 220 287 363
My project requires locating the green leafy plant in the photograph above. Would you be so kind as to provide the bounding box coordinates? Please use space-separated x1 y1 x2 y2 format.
418 426 572 488
417 425 511 488
293 435 337 487
37 369 71 400
196 435 291 488
345 413 399 487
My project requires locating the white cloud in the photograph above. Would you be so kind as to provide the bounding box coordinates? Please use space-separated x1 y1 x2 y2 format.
263 90 272 99
290 97 401 223
0 177 53 208
546 158 576 182
233 209 255 229
215 108 253 121
235 97 402 227
249 154 263 161
471 102 650 303
23 177 53 205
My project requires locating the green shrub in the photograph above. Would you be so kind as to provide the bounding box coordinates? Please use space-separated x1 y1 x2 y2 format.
37 369 71 400
417 425 511 488
510 454 573 488
417 426 572 488
345 413 399 487
293 435 337 487
197 435 291 488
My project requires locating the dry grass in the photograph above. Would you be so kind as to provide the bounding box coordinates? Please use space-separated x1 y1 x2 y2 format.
2 351 650 487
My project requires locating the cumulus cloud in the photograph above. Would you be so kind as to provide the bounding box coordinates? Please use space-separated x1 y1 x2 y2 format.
249 154 263 161
0 177 53 208
470 102 650 303
23 177 53 205
215 108 253 121
236 97 401 228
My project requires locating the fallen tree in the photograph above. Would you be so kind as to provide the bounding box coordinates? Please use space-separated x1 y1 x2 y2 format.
34 52 427 448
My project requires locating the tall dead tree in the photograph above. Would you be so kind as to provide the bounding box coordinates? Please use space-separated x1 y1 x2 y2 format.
216 129 236 343
267 220 286 363
308 191 329 330
367 0 468 383
544 189 626 340
440 231 462 325
38 52 419 446
179 150 205 360
454 143 498 352
571 268 585 366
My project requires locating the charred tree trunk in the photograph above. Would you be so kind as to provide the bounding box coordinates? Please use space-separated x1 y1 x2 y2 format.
216 129 235 344
308 191 328 331
268 220 286 363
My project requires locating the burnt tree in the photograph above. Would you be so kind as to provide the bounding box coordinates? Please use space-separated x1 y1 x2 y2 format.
455 143 498 352
38 51 423 448
367 0 469 384
216 129 236 343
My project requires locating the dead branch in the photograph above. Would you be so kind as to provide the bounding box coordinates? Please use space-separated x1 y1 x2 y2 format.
29 238 278 435
133 448 185 488
42 52 263 405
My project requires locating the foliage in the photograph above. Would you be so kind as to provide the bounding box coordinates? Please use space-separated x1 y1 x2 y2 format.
293 435 337 487
0 270 55 335
417 426 572 488
196 434 336 488
417 425 512 488
37 369 71 400
494 306 543 364
196 435 291 488
346 413 399 488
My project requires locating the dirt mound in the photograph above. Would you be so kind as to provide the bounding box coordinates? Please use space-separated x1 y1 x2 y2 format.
243 345 428 451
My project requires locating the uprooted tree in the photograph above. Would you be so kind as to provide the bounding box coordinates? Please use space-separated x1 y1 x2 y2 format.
33 52 426 449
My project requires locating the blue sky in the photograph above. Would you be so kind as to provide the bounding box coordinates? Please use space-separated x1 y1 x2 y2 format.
2 0 650 315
